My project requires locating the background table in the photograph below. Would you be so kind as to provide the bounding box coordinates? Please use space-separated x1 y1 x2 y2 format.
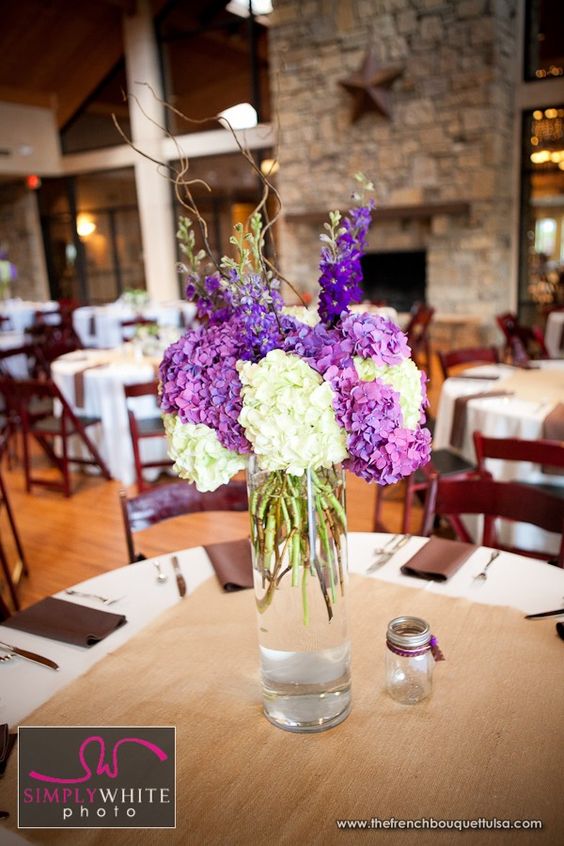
73 301 196 348
1 533 563 844
0 330 28 377
545 308 564 358
433 361 564 553
51 349 170 486
0 299 59 333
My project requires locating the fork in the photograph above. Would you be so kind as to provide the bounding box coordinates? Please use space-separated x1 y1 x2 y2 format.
65 589 125 605
472 550 500 583
366 535 412 574
0 653 13 663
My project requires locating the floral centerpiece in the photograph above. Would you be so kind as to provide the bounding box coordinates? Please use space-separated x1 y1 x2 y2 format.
120 287 150 312
159 174 431 732
0 251 17 301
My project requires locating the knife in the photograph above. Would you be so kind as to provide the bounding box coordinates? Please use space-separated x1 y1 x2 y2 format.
171 556 186 598
0 640 59 670
524 608 564 620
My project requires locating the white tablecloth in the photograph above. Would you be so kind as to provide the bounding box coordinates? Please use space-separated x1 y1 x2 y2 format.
51 349 170 486
2 531 563 729
545 309 564 358
73 300 197 348
433 361 564 552
0 330 28 377
0 299 59 333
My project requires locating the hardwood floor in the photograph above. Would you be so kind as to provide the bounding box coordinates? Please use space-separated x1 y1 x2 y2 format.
2 357 441 610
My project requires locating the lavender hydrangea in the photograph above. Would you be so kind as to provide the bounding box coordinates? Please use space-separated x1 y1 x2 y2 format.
159 320 250 454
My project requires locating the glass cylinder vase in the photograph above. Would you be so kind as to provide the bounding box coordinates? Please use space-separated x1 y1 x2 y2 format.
247 456 351 732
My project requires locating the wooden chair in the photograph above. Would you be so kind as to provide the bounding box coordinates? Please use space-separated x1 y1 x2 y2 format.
473 432 564 498
438 346 500 381
15 378 111 496
422 475 564 566
0 592 11 623
119 480 249 563
404 304 435 379
121 318 158 342
496 312 550 361
0 430 29 610
124 381 172 493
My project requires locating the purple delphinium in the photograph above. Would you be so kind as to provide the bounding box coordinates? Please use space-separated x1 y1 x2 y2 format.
223 271 286 362
317 201 375 327
159 320 250 454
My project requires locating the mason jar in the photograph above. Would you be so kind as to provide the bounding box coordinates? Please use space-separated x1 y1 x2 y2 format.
385 616 441 705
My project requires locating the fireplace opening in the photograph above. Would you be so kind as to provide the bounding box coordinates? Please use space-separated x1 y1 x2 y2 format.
360 250 427 313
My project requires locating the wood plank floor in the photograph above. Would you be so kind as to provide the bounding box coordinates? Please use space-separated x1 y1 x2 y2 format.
2 357 442 610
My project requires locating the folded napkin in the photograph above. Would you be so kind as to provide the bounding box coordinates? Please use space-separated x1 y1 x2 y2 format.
450 390 513 449
0 723 16 778
542 403 564 476
3 597 127 647
400 536 477 582
204 538 253 592
88 314 97 337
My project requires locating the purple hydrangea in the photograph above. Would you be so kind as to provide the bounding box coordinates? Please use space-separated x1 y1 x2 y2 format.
159 320 250 454
223 271 285 361
317 201 375 326
338 312 411 366
326 365 431 485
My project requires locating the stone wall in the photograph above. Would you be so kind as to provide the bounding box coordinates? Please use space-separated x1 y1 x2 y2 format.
270 0 518 338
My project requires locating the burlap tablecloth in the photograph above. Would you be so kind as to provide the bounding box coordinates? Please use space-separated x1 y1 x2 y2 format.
2 574 563 845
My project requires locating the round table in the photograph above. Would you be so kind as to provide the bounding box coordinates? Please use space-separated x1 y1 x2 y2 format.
51 348 170 486
545 308 564 358
433 360 564 553
0 299 59 333
73 300 197 348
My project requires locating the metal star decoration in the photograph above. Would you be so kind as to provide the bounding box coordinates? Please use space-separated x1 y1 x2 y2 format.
339 50 404 122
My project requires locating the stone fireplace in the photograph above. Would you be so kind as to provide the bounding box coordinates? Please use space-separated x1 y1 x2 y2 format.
269 0 518 342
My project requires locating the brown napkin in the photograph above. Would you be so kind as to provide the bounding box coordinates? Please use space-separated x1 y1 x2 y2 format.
88 314 97 337
204 538 253 592
450 391 513 449
400 536 477 582
559 323 564 352
3 597 127 647
542 403 564 476
73 363 106 408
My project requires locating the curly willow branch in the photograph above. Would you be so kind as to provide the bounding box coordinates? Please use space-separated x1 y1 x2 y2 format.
113 82 309 306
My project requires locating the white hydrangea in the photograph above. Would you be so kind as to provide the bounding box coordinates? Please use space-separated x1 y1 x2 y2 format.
282 305 320 327
163 414 247 492
354 356 423 430
237 349 348 475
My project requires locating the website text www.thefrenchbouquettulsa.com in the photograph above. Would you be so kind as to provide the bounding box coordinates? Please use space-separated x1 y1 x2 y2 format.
335 817 543 831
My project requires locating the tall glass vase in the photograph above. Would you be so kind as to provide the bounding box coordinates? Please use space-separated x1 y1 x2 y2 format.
247 457 351 732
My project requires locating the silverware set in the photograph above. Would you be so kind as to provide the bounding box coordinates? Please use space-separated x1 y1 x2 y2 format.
366 534 412 574
65 589 125 605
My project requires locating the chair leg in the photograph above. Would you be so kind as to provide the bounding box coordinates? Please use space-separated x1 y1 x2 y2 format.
61 412 71 498
0 476 29 576
0 537 19 611
72 420 111 480
21 420 32 494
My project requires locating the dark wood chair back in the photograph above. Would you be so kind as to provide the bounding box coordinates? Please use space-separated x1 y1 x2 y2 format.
438 346 499 381
123 380 171 492
120 481 249 563
473 432 564 473
422 475 564 565
496 311 549 360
